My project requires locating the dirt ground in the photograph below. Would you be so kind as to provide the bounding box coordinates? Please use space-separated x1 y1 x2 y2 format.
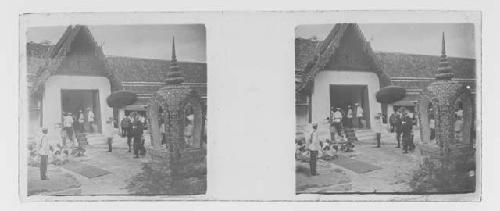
296 140 422 194
27 136 148 196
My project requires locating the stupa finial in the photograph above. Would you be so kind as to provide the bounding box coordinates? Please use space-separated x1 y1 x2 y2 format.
165 36 184 85
435 32 454 80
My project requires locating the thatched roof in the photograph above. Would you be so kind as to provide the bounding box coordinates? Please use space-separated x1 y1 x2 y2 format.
295 32 476 79
27 46 207 102
29 25 122 95
27 25 208 102
105 56 206 83
374 52 475 79
295 23 392 93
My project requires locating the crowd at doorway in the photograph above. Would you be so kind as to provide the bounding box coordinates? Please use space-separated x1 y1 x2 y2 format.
60 107 97 146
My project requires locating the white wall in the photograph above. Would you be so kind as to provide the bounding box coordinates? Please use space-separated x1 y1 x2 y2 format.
311 70 381 129
42 75 113 143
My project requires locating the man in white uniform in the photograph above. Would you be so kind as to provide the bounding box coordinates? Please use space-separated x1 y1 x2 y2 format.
87 108 95 133
62 112 74 146
39 128 50 180
308 123 322 176
356 103 364 129
332 108 343 136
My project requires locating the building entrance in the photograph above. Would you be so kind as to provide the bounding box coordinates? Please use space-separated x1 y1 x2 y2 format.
61 89 102 133
329 84 370 129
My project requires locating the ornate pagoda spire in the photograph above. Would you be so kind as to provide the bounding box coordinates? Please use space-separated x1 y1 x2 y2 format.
165 36 184 85
435 32 454 80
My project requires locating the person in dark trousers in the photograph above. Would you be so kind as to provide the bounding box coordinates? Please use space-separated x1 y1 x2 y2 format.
105 117 114 152
394 109 403 148
131 113 144 158
120 115 131 138
332 108 343 136
39 128 50 180
72 113 79 135
374 113 383 148
308 123 322 176
389 112 398 133
78 110 85 133
126 114 135 152
401 108 414 153
62 112 74 146
347 105 353 128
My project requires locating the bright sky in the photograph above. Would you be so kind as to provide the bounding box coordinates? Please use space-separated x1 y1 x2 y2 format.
27 24 206 63
295 23 476 59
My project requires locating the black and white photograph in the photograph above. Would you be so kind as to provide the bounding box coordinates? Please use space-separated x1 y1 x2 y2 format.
295 23 479 195
24 24 207 197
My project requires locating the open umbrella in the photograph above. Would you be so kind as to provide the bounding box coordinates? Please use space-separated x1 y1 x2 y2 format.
376 86 406 104
106 90 138 108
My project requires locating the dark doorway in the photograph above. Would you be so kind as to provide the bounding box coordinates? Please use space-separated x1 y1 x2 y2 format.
61 89 102 133
329 85 370 129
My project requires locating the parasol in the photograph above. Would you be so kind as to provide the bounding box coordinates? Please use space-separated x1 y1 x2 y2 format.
376 86 406 104
106 90 138 108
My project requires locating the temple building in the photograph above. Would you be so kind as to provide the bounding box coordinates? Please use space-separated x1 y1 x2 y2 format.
295 23 476 133
27 25 207 142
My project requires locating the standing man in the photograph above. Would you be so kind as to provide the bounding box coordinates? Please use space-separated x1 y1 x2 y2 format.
328 117 336 143
329 106 335 122
332 108 343 136
389 112 398 133
430 117 436 141
347 105 353 128
401 108 414 153
308 123 322 176
105 117 115 152
39 128 50 180
87 108 95 133
72 113 79 135
356 103 364 129
394 109 403 148
126 113 135 152
62 112 74 146
120 115 131 138
374 113 383 148
131 113 144 158
78 110 85 133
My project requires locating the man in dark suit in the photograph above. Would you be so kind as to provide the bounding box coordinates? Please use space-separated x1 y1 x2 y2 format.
120 115 131 138
401 108 414 153
393 109 403 148
126 114 135 152
131 113 144 158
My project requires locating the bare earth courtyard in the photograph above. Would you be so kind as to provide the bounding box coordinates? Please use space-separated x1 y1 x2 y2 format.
28 136 148 196
296 131 422 194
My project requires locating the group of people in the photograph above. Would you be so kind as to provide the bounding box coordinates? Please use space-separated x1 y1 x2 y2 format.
61 108 96 146
120 112 146 158
388 108 415 153
329 103 365 131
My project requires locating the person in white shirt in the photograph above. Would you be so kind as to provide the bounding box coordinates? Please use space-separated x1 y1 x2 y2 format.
39 128 50 180
374 113 383 147
78 110 85 133
347 105 353 128
105 117 116 152
332 108 343 136
87 108 95 133
62 112 74 146
308 123 322 176
429 118 436 141
355 103 364 129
